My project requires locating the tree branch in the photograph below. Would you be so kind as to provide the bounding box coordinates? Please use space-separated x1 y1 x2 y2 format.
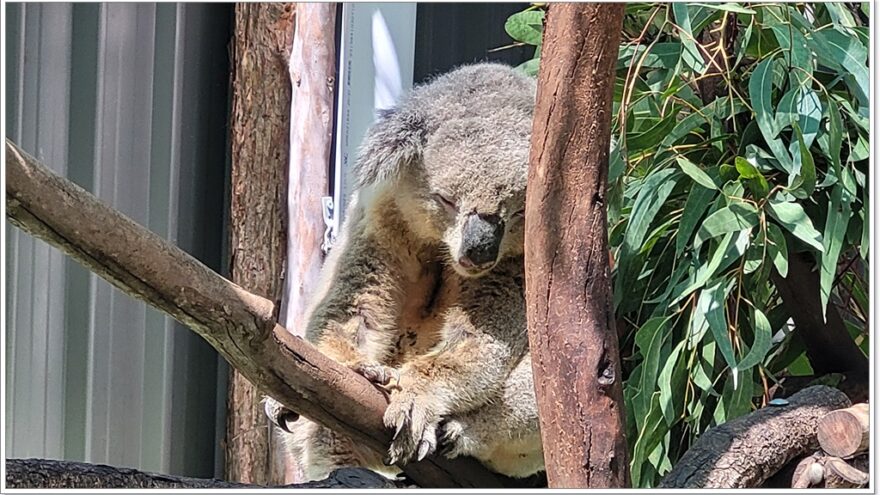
772 249 868 375
4 138 507 488
5 459 406 489
659 385 850 488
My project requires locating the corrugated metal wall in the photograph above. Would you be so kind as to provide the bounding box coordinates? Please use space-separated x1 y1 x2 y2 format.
4 3 231 477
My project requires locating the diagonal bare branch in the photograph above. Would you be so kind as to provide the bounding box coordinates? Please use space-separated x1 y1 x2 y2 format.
4 138 507 488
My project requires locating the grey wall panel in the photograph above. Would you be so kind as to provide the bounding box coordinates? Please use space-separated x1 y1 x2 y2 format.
5 3 72 461
5 2 230 478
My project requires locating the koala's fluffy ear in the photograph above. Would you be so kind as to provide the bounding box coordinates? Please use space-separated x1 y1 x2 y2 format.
353 108 426 188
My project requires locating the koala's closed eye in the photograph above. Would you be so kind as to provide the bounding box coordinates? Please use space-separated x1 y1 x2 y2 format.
433 193 457 212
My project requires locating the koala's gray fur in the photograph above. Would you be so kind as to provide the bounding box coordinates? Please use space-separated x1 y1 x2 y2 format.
266 63 543 480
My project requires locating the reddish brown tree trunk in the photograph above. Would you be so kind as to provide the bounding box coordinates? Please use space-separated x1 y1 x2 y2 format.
226 3 295 484
524 3 628 488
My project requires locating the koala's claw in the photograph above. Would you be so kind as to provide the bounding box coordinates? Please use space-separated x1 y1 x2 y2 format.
354 363 400 387
417 438 435 461
438 418 475 459
262 396 300 434
383 392 439 465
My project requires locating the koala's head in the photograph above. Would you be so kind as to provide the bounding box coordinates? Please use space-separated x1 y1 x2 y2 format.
353 64 535 278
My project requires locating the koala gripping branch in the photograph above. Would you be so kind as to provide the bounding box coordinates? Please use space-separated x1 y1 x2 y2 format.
524 3 629 489
4 138 507 489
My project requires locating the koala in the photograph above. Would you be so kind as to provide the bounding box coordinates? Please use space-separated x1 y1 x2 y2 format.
265 63 544 481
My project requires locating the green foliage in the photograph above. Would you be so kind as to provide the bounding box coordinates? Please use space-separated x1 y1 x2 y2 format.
505 3 869 486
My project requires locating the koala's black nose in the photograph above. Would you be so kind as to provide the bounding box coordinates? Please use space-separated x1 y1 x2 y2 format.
459 213 504 269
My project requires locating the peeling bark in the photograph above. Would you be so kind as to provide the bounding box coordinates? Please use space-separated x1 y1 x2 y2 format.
524 3 628 488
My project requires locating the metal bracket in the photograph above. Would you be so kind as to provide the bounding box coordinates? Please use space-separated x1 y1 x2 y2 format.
321 196 336 254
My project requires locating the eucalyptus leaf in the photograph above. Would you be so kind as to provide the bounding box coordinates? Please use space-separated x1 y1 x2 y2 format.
768 22 812 87
515 57 541 76
766 223 789 277
819 180 853 320
618 43 683 70
629 114 680 152
673 3 708 74
616 169 680 308
737 308 773 370
671 230 746 305
693 340 717 393
694 203 759 248
659 341 686 425
676 184 717 256
632 398 667 488
677 156 718 190
809 28 869 114
749 56 792 171
691 3 756 14
735 157 770 199
504 10 545 46
826 97 844 177
790 123 816 197
767 199 824 252
699 278 737 374
825 2 859 28
860 187 869 260
714 368 754 424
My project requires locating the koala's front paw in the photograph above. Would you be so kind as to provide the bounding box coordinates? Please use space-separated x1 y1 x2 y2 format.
262 396 299 433
353 362 400 387
438 417 478 459
383 391 441 465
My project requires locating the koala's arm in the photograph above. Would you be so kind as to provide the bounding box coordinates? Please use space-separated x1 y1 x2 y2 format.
302 195 406 367
383 258 528 463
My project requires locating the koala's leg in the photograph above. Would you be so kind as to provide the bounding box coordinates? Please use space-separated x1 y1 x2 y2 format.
439 354 544 478
382 258 528 464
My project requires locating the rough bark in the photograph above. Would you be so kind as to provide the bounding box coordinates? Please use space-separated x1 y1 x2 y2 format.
5 459 404 489
5 139 506 488
772 249 868 375
226 3 296 485
524 3 628 489
659 385 850 488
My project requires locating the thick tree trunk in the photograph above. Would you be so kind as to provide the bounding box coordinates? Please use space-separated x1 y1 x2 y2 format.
226 3 296 485
5 139 506 488
524 3 628 488
5 459 404 489
772 249 868 375
660 385 850 488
